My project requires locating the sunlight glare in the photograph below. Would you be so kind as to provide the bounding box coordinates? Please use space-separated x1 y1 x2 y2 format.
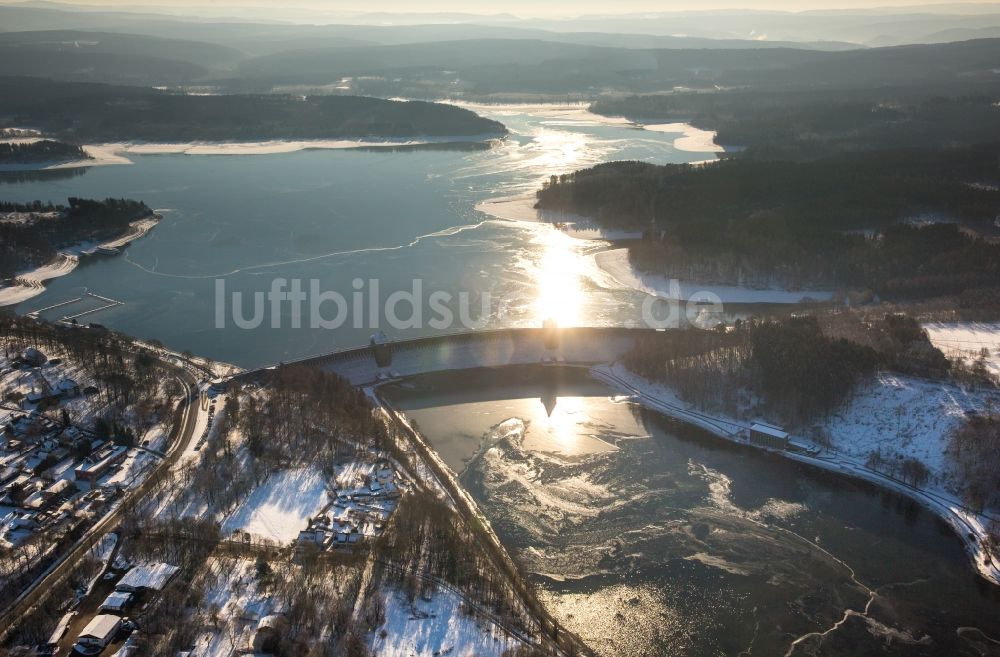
534 227 586 327
528 128 591 172
538 395 587 447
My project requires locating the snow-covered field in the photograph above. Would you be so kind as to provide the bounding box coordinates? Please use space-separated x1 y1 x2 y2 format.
594 248 834 304
371 589 519 657
817 373 999 493
221 468 329 543
923 322 1000 378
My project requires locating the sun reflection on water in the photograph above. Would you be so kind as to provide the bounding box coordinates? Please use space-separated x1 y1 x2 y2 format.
533 226 588 327
538 394 585 445
527 128 591 171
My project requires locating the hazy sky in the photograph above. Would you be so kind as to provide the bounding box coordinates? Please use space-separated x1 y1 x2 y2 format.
12 0 1000 15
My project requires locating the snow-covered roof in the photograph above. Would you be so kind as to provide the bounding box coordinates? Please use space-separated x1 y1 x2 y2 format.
116 562 179 592
99 590 133 611
750 423 789 440
46 479 74 495
79 614 121 641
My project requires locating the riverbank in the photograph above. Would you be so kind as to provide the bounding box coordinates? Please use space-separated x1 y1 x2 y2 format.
590 362 1000 587
0 212 161 308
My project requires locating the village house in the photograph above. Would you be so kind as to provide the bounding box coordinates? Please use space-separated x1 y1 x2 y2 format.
74 614 121 653
28 478 77 511
74 444 129 485
99 590 134 614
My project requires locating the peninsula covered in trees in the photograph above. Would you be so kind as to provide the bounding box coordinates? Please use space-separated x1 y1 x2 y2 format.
0 197 155 279
535 146 1000 305
0 77 507 143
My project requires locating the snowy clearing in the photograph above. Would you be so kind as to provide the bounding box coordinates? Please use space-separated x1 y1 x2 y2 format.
221 468 329 543
923 322 1000 377
816 373 999 494
371 588 519 657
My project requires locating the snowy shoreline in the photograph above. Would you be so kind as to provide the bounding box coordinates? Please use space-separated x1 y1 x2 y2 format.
591 362 1000 587
0 143 132 171
1 134 505 171
639 121 726 154
474 193 642 240
0 213 161 308
595 247 834 304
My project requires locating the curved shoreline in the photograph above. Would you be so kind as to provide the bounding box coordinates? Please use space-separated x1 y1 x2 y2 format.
590 362 1000 588
0 212 161 308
